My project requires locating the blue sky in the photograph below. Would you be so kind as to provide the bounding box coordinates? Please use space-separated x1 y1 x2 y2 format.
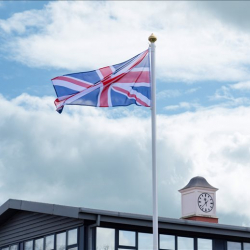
1 1 250 114
1 1 250 227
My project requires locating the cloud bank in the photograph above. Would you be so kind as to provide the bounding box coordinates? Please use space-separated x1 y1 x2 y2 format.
1 1 250 82
1 94 250 225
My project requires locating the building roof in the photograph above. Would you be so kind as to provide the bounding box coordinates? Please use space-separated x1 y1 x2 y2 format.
1 199 250 241
179 176 218 191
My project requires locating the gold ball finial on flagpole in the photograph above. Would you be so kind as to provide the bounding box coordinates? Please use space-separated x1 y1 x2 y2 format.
148 33 157 43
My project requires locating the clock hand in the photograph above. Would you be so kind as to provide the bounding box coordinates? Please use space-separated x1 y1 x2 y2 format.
201 201 208 208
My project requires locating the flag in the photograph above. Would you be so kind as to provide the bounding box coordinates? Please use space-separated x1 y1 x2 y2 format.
51 49 151 113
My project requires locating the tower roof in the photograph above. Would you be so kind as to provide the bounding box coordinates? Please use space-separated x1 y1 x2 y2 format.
179 176 218 191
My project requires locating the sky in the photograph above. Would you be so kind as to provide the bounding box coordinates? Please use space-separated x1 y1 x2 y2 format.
1 1 250 227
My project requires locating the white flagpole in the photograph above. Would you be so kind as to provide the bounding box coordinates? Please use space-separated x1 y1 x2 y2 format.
148 33 158 250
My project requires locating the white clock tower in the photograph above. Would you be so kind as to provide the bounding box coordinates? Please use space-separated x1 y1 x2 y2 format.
179 176 219 223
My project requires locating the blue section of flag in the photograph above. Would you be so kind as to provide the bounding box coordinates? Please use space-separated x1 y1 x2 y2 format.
110 89 137 107
132 86 151 97
65 71 100 84
54 86 79 97
70 88 100 106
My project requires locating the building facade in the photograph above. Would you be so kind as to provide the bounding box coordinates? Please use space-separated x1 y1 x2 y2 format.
1 199 250 250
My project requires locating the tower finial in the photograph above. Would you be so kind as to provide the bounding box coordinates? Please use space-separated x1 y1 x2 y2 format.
148 33 157 43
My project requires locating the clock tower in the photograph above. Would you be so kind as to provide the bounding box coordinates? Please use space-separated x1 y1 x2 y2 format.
179 176 219 223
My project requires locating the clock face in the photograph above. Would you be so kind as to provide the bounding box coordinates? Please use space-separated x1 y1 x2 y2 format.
198 193 214 213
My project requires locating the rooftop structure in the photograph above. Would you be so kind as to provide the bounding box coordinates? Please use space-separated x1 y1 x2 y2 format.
0 198 250 250
179 176 218 191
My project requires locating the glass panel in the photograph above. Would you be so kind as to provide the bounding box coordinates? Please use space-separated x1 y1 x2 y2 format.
68 229 78 246
198 239 212 250
2 248 9 250
244 243 250 250
119 230 136 247
35 239 44 250
228 242 241 250
10 246 18 250
57 232 66 250
25 241 33 250
96 227 115 250
178 237 193 250
138 233 153 250
160 234 175 250
45 235 54 250
68 248 77 250
118 249 136 250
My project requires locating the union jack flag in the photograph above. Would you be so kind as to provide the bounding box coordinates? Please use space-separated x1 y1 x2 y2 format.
51 49 151 113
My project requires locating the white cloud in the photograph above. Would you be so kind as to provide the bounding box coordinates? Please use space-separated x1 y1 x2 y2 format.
164 101 199 111
157 89 182 99
0 9 47 34
231 81 250 91
186 88 200 94
1 94 250 225
159 106 250 221
211 86 233 101
1 2 250 82
192 2 250 32
210 86 250 107
158 88 199 102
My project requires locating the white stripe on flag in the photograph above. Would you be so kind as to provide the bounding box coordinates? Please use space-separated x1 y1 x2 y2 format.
65 83 101 105
53 79 86 92
65 76 93 86
113 82 150 87
110 65 116 72
130 67 150 72
112 85 150 106
111 51 145 78
96 69 104 80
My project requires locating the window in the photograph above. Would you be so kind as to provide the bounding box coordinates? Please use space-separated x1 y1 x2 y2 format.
119 230 136 247
160 234 175 250
1 245 17 250
227 242 241 250
25 241 33 250
68 229 78 246
96 227 115 250
35 239 44 250
56 229 78 250
178 237 193 250
45 235 55 250
198 239 212 250
138 233 153 250
0 228 78 250
244 243 250 250
56 232 66 250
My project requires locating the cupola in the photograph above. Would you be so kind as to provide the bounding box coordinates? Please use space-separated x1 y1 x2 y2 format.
179 176 218 223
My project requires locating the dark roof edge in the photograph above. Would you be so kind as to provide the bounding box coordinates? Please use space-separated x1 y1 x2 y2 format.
1 199 250 236
79 206 250 234
0 199 81 219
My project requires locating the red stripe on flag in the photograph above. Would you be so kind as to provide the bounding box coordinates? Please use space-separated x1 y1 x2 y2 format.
53 76 92 89
99 84 110 107
101 72 127 87
54 98 64 110
115 71 150 84
99 67 113 78
113 86 150 107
